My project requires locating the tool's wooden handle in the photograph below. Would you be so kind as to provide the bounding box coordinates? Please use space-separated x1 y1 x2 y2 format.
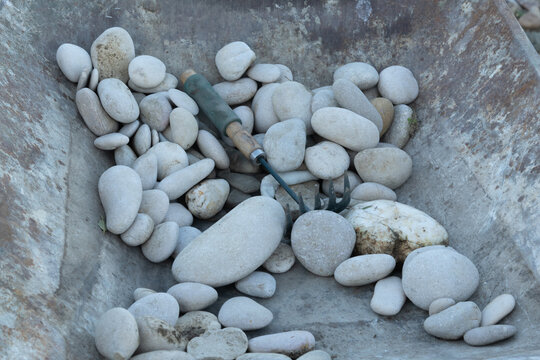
225 121 262 161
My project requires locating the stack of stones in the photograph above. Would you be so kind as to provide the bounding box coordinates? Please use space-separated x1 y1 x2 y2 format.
56 28 516 360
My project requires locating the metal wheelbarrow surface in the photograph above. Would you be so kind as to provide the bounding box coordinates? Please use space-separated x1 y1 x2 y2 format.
0 0 539 358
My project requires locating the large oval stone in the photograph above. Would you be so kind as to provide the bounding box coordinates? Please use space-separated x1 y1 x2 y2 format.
172 197 285 287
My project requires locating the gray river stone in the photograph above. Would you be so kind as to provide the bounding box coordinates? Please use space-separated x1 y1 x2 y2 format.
163 108 199 150
275 64 293 83
378 65 419 105
370 276 406 316
133 152 158 190
156 159 215 200
94 132 129 150
119 119 140 137
134 124 152 156
213 78 258 105
429 298 456 316
128 292 180 326
172 196 285 287
311 88 338 113
128 55 166 88
215 41 256 81
91 27 135 83
297 350 331 360
305 141 349 180
120 213 154 246
56 43 92 82
141 221 179 263
167 282 218 312
350 182 397 201
173 226 201 257
98 165 142 234
217 171 260 194
131 350 195 360
264 119 306 172
235 271 276 298
233 105 254 134
248 331 315 358
197 130 230 169
134 288 157 301
383 104 414 148
164 203 194 228
272 81 313 134
139 189 169 224
334 254 396 287
333 62 379 89
252 83 280 133
114 145 137 166
140 93 173 132
94 307 139 360
464 325 517 346
97 78 140 123
353 147 412 189
423 301 482 340
128 73 178 94
218 297 273 331
247 63 281 83
146 142 189 180
168 89 199 115
76 88 119 136
481 294 516 326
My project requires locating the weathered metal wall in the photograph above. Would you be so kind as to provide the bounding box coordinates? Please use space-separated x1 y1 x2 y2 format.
0 0 538 358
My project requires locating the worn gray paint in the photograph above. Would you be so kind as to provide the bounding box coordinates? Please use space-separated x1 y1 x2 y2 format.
0 0 538 358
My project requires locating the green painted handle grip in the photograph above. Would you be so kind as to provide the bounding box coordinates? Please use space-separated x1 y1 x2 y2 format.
182 72 240 138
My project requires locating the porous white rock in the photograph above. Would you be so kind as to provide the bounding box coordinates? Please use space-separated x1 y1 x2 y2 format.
215 41 256 81
128 55 166 88
187 328 248 360
172 197 285 287
175 311 221 341
91 27 135 82
218 297 273 330
370 276 406 316
264 119 306 172
334 254 396 287
98 165 142 234
97 78 140 123
128 292 180 326
235 271 276 298
141 222 179 263
272 81 313 133
291 210 355 276
185 179 230 219
378 65 419 104
156 158 215 200
354 147 412 189
56 43 92 82
95 308 139 360
402 246 480 310
305 141 349 180
333 62 379 89
137 316 187 353
167 282 218 312
311 107 379 152
121 213 154 246
248 331 315 358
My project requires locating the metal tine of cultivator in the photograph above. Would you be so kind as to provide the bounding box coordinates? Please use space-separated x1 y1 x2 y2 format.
285 203 294 235
298 193 310 214
313 192 324 210
327 173 352 213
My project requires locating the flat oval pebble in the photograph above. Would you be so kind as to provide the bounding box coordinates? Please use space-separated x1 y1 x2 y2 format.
97 78 140 123
172 196 285 287
429 298 456 316
378 65 419 104
263 243 295 274
311 88 338 113
168 282 218 312
333 62 379 89
248 331 315 358
321 171 362 197
334 254 396 287
218 296 273 331
128 55 166 88
168 89 199 115
233 105 255 134
237 354 291 360
311 107 379 152
481 294 516 326
185 179 230 219
163 108 198 150
141 221 179 263
146 141 189 180
94 132 129 150
215 41 256 81
164 203 194 228
120 213 154 246
402 246 479 310
213 78 258 105
297 350 331 360
333 78 383 132
56 43 92 82
252 83 280 133
156 158 215 200
197 130 230 169
115 145 137 166
119 119 140 137
383 104 414 148
137 316 187 353
248 64 281 83
140 93 173 131
139 189 169 224
187 327 248 360
175 311 221 341
305 141 349 180
128 292 180 326
370 276 406 316
98 165 142 234
76 88 119 136
350 182 397 201
173 226 201 257
354 147 412 189
371 97 395 135
133 153 158 190
152 129 160 146
91 27 135 82
264 119 306 172
95 308 139 360
134 124 152 155
291 210 355 276
226 189 251 208
464 325 517 346
89 68 99 91
272 81 313 133
218 171 260 194
129 73 179 94
235 271 276 298
275 64 293 83
131 350 195 360
423 301 482 340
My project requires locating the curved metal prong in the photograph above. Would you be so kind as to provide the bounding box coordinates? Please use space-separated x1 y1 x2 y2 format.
298 193 310 214
313 191 324 210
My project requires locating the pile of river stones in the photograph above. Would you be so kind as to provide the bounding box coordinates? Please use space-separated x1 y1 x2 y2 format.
57 27 517 360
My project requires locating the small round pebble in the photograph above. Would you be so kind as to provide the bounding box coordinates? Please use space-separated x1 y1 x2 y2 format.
247 64 281 83
56 43 92 82
334 254 396 287
128 292 180 326
97 78 140 123
197 130 230 169
305 141 350 180
173 226 201 257
378 65 419 105
168 89 199 115
311 88 338 113
275 64 293 83
481 294 516 326
235 271 277 298
167 282 218 312
297 350 331 360
464 325 517 346
215 41 256 81
429 298 456 316
333 62 379 89
218 171 261 194
129 73 178 94
370 276 406 316
185 179 230 219
121 213 154 246
218 296 273 331
128 55 166 88
141 222 179 263
94 308 139 360
89 68 99 91
263 243 295 274
187 327 248 360
94 132 129 150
